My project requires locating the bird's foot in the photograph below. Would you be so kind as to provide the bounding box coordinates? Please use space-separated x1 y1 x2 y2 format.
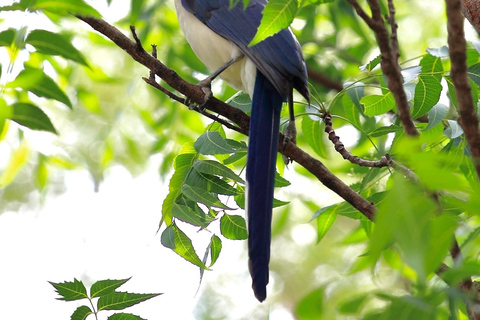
186 78 213 111
282 119 297 164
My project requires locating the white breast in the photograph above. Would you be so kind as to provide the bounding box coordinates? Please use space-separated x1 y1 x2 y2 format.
174 0 256 97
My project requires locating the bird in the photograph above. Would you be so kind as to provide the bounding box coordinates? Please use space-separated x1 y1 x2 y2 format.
174 0 310 301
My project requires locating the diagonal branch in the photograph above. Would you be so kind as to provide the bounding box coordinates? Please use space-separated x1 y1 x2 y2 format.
76 15 376 221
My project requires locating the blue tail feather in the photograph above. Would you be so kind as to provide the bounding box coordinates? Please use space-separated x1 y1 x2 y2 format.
246 71 283 302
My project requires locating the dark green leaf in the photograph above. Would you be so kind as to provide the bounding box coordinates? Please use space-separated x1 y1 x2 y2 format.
369 124 403 137
194 131 236 155
161 224 208 269
359 54 381 73
10 102 57 133
193 159 244 183
250 0 298 45
25 29 88 65
220 213 248 240
71 305 92 320
468 62 480 86
274 171 290 187
7 67 72 108
91 278 131 298
107 313 147 320
97 292 162 311
0 29 15 47
49 278 88 301
411 75 442 118
172 203 215 227
31 0 101 16
295 287 325 320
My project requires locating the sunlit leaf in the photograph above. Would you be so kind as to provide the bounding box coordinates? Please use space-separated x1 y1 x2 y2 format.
172 203 215 227
49 278 88 301
30 0 101 16
161 224 209 269
220 213 248 240
315 206 337 243
10 102 57 133
359 54 381 73
194 131 236 155
0 140 30 188
181 185 231 209
249 0 298 45
302 115 327 158
361 91 395 116
209 235 222 266
295 287 325 320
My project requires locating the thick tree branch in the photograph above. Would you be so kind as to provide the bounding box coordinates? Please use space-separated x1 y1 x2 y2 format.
446 0 480 180
346 0 418 137
77 15 376 221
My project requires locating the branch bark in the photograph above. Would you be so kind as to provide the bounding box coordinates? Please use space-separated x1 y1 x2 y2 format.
76 15 376 221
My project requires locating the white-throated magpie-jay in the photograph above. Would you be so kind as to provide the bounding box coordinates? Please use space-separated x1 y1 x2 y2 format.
174 0 310 302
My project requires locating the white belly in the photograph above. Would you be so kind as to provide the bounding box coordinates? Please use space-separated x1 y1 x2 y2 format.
174 0 256 97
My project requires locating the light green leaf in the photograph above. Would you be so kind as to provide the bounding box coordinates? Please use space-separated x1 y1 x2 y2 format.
181 185 231 209
359 54 381 73
338 294 369 315
226 91 252 113
161 224 209 269
0 140 30 188
10 102 57 133
172 203 215 227
220 213 248 240
7 67 72 108
361 91 395 116
194 131 236 155
411 75 442 118
193 159 244 183
315 207 337 243
25 29 88 65
209 235 222 266
91 278 131 298
369 125 403 137
249 0 298 46
97 292 162 311
302 115 327 158
344 81 365 107
31 0 101 16
295 287 325 320
49 278 88 301
71 305 92 320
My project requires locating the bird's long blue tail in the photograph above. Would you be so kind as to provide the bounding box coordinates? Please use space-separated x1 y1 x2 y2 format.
246 71 283 302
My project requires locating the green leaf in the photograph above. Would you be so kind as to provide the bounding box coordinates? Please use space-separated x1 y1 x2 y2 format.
0 140 30 188
193 159 244 183
444 120 464 139
359 54 381 73
209 235 222 267
295 287 325 320
10 102 57 133
49 278 88 301
71 305 92 320
97 292 162 311
30 0 101 16
401 66 422 83
369 125 403 137
468 62 480 86
181 184 231 209
25 29 88 66
194 131 236 155
107 313 147 320
226 91 252 113
0 29 15 47
411 75 442 118
441 261 480 285
274 171 290 187
345 81 365 107
220 213 248 240
315 206 337 243
172 203 215 227
337 294 369 314
161 224 209 269
426 46 449 57
7 67 72 108
302 115 327 158
91 278 131 298
425 103 448 130
361 91 395 116
249 0 298 46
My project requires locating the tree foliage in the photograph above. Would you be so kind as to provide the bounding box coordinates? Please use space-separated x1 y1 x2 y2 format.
1 0 480 319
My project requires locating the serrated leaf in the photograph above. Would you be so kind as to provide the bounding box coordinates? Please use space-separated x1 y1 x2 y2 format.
220 213 248 240
71 305 92 320
97 292 161 311
10 102 57 133
359 54 381 73
249 0 298 46
107 313 147 320
425 103 448 130
194 131 236 155
193 159 244 183
31 0 101 16
411 75 442 118
361 91 395 116
181 184 231 209
49 278 88 301
209 235 222 266
25 29 88 66
226 91 252 112
161 224 209 268
0 29 15 47
302 115 327 158
368 125 403 137
91 278 131 298
7 67 72 108
172 203 215 227
315 207 337 243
